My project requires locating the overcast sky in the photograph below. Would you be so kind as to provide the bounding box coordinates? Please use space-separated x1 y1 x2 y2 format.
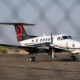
0 0 80 45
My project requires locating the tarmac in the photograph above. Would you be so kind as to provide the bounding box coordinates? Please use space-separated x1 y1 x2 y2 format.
0 53 80 80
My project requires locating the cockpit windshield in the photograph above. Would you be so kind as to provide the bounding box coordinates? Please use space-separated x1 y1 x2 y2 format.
62 36 72 40
68 36 72 39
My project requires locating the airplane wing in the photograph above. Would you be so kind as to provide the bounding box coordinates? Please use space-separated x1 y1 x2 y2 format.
50 44 69 52
27 42 69 53
0 44 37 53
0 42 69 54
0 43 51 53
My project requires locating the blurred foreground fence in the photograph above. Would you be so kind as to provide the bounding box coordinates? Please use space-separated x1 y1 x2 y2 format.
0 0 80 40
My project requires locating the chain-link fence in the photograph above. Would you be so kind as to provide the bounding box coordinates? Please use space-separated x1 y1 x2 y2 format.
0 0 80 44
0 1 80 79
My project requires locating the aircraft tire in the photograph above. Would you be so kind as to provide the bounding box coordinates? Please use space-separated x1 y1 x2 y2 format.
30 56 36 62
71 55 76 61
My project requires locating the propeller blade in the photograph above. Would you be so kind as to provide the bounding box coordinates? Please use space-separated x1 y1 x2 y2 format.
51 33 53 44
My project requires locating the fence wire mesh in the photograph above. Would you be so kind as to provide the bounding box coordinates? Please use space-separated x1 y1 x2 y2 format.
0 1 80 79
0 0 80 43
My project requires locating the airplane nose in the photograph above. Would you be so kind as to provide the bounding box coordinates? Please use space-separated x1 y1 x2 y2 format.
71 40 80 48
77 42 80 48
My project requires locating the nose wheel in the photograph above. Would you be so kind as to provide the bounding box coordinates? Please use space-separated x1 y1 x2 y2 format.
71 54 77 61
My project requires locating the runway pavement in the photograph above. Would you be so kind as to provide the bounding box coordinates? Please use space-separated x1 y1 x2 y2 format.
0 54 80 80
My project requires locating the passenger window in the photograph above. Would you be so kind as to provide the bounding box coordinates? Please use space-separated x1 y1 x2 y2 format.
46 38 47 41
72 44 75 47
32 40 34 42
36 39 38 42
40 39 42 42
43 38 45 41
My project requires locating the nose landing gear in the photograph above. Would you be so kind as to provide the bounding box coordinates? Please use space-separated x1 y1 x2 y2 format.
71 54 77 61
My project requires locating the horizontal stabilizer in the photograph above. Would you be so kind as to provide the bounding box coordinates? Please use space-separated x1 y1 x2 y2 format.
0 22 35 26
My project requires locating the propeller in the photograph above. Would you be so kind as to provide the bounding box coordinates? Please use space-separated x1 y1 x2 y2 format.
50 33 55 59
51 33 53 44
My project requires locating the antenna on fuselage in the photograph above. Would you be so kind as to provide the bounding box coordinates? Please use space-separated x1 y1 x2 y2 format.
51 33 53 44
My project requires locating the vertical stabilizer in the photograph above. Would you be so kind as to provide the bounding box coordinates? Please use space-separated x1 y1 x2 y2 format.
0 23 35 42
14 24 28 42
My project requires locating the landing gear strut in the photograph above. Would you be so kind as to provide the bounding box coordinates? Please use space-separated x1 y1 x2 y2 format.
71 54 77 61
52 50 55 59
49 47 55 59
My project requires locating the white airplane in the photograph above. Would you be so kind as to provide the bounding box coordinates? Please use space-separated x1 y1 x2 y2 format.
0 23 80 62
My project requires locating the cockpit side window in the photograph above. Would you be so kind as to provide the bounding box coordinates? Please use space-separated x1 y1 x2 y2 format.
57 37 62 40
62 36 72 40
62 36 68 39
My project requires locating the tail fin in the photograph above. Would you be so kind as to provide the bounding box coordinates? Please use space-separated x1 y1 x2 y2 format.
15 24 29 42
0 23 35 42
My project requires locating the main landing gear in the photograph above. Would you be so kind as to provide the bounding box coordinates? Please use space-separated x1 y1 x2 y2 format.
49 47 55 60
29 55 36 62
